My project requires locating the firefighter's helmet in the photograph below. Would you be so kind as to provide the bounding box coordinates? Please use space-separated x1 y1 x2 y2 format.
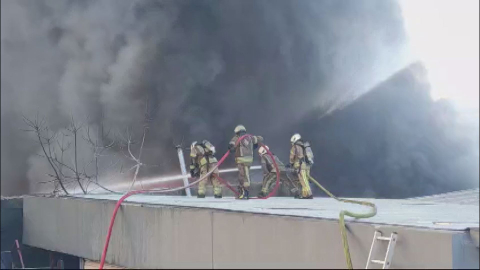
290 133 301 144
190 141 198 150
234 125 246 134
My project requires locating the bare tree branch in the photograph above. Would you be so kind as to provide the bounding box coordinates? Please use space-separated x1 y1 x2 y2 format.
23 115 69 195
66 116 86 194
24 101 153 196
81 121 119 187
127 99 151 191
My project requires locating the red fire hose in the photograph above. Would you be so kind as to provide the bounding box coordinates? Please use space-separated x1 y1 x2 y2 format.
99 135 280 269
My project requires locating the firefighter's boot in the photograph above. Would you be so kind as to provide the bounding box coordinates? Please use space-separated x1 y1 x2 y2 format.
291 188 300 199
242 189 250 200
237 186 249 200
197 193 206 198
236 186 244 199
257 190 267 198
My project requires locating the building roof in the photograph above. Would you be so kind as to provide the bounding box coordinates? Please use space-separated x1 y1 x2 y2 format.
407 188 479 205
73 193 479 231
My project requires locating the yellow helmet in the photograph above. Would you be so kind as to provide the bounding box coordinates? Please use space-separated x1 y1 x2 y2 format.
234 125 246 134
258 145 269 155
290 133 301 144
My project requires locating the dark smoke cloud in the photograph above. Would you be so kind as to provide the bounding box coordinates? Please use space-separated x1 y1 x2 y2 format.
288 63 479 198
2 0 476 197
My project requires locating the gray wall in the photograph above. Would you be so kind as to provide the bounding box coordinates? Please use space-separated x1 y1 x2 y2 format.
23 196 479 269
1 198 23 250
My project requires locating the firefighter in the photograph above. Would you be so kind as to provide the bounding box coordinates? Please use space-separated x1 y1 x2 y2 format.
189 140 222 198
228 125 263 199
288 133 314 199
257 145 299 198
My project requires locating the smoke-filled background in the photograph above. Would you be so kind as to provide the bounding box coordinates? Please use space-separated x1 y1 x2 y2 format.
1 0 478 197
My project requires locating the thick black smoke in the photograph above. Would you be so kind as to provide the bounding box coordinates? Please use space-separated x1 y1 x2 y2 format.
288 63 479 198
2 0 476 196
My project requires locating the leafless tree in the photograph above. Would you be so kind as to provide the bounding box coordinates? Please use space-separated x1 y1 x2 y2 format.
22 99 156 195
65 116 87 194
81 120 120 192
116 126 147 191
23 114 123 195
23 114 69 195
117 100 153 192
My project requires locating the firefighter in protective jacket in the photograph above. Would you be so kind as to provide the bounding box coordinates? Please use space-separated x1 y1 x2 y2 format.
190 140 222 198
228 125 263 199
288 133 314 199
258 145 299 198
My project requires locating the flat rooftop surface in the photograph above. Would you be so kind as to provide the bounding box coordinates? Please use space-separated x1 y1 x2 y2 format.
408 188 479 205
71 193 479 231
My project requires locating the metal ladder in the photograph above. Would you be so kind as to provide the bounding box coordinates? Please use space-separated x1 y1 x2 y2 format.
365 231 398 269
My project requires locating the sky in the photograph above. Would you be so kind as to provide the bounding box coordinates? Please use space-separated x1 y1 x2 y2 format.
400 0 479 113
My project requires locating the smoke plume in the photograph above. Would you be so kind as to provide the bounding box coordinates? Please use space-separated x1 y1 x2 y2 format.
290 62 479 198
1 0 477 197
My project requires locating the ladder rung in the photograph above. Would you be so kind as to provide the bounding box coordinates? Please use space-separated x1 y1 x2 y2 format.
366 231 398 269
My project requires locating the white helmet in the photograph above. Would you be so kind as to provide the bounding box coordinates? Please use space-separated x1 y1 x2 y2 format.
234 125 246 134
191 141 197 150
258 145 269 155
290 133 301 144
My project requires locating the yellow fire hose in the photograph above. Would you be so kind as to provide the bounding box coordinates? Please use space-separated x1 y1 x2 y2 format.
308 176 377 269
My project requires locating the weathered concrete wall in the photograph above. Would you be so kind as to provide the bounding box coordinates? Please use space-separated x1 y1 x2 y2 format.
23 196 479 269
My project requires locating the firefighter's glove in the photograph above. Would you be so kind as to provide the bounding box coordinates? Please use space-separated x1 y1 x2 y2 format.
190 169 195 178
285 163 292 169
228 144 235 153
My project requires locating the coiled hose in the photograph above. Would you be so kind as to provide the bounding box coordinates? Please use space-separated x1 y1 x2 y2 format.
308 176 377 269
99 134 279 269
